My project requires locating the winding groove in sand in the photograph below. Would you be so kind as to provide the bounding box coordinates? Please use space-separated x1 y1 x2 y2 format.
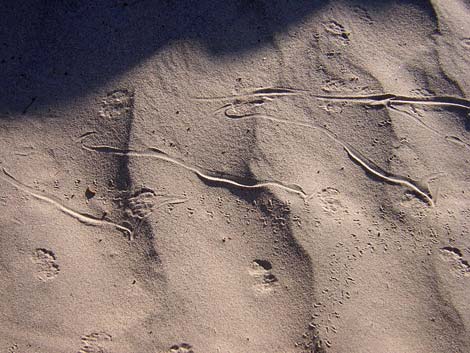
193 86 470 111
191 87 306 101
0 168 132 236
215 92 470 150
341 146 435 206
311 93 470 110
81 145 309 199
216 108 436 206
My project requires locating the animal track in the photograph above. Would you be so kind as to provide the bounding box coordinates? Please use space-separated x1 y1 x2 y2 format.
31 248 59 281
79 332 112 353
461 38 470 49
250 259 278 292
168 343 194 353
445 135 470 150
84 87 462 206
252 196 295 231
215 97 271 119
99 89 134 119
297 323 327 353
82 144 308 199
190 86 306 102
126 190 156 219
318 187 345 214
195 86 470 111
320 76 367 94
113 187 186 239
7 344 18 353
440 247 470 277
116 188 159 220
323 20 351 43
311 93 470 111
342 144 436 206
210 97 438 206
195 86 456 205
0 168 132 237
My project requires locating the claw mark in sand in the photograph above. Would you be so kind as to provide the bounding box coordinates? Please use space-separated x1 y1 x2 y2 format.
0 168 132 237
219 110 437 206
82 145 308 199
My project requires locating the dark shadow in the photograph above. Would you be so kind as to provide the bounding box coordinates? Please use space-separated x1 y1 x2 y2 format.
1 0 327 116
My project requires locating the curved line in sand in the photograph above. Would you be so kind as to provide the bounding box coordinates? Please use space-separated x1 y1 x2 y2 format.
190 87 306 101
219 110 436 206
342 146 434 206
0 168 132 237
193 86 470 110
82 145 308 199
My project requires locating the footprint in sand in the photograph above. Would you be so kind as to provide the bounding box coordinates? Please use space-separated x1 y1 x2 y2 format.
249 259 279 292
31 248 59 281
7 344 18 353
461 38 470 49
124 188 157 220
322 20 351 44
318 187 345 214
78 332 112 353
168 343 194 353
439 247 470 277
98 89 134 120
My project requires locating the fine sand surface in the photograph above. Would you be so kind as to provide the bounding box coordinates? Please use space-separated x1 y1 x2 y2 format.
1 1 470 352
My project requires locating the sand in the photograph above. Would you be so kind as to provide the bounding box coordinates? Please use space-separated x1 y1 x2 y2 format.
1 0 470 352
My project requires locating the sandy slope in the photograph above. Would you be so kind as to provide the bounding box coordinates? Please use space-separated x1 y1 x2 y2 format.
1 0 470 352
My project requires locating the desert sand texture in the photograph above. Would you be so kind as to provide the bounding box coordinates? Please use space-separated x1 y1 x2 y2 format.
1 0 470 352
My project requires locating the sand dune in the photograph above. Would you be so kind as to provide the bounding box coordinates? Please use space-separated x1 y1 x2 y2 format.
1 0 470 352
